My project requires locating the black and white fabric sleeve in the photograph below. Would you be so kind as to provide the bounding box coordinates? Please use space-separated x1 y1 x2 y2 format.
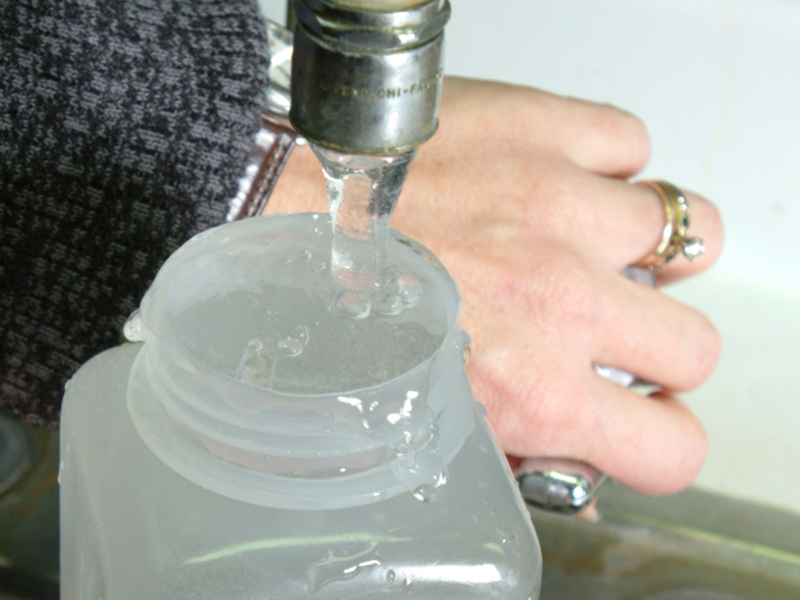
0 0 271 426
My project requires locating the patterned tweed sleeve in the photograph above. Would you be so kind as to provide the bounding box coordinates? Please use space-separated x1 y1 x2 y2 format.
0 0 271 426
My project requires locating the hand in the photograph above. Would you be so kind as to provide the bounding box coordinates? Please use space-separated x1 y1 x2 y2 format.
266 77 724 496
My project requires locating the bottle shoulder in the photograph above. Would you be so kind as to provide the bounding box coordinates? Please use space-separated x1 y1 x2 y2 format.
62 342 143 422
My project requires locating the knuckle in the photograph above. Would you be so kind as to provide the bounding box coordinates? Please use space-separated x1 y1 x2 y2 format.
595 104 651 174
621 110 651 169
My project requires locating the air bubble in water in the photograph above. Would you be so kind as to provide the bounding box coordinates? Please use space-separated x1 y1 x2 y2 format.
386 570 396 583
277 325 310 357
335 290 371 319
278 337 303 357
293 325 310 345
235 339 274 386
373 290 403 316
123 308 143 342
278 325 311 356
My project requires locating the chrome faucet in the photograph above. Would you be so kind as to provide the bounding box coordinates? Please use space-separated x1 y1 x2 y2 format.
288 0 451 155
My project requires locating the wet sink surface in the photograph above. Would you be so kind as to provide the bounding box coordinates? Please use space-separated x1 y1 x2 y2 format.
532 481 800 600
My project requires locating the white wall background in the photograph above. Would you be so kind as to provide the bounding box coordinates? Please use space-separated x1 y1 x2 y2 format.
259 0 800 513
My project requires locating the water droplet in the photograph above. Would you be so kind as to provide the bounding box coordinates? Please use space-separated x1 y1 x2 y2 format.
456 329 472 365
476 401 488 416
302 249 313 260
414 466 447 502
386 569 396 583
335 290 371 319
123 308 143 342
313 262 329 273
496 525 516 543
307 557 381 593
396 446 448 503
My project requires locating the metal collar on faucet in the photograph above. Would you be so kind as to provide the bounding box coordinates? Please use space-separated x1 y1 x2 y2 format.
289 0 451 155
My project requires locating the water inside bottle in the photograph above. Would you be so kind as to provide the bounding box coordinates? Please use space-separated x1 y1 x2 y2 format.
170 247 444 394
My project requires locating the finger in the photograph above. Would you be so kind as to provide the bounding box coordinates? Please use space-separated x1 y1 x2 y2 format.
601 180 723 281
585 380 708 496
467 346 708 496
538 97 651 178
439 77 650 178
527 169 724 281
592 272 721 392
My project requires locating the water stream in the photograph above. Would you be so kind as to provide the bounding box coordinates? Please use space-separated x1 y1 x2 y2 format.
312 145 416 293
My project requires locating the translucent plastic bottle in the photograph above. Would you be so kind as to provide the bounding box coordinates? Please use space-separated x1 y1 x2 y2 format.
60 213 542 599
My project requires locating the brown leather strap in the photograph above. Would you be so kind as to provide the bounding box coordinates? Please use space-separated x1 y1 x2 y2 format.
226 115 300 221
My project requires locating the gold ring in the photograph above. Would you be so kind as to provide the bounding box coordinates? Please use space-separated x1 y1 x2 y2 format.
635 180 705 269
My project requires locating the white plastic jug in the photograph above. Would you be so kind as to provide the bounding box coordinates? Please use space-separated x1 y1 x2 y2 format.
60 213 542 599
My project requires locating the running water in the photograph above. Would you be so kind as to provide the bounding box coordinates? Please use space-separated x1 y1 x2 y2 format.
312 145 416 292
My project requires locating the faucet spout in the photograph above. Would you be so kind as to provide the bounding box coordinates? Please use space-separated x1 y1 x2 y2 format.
289 0 451 155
